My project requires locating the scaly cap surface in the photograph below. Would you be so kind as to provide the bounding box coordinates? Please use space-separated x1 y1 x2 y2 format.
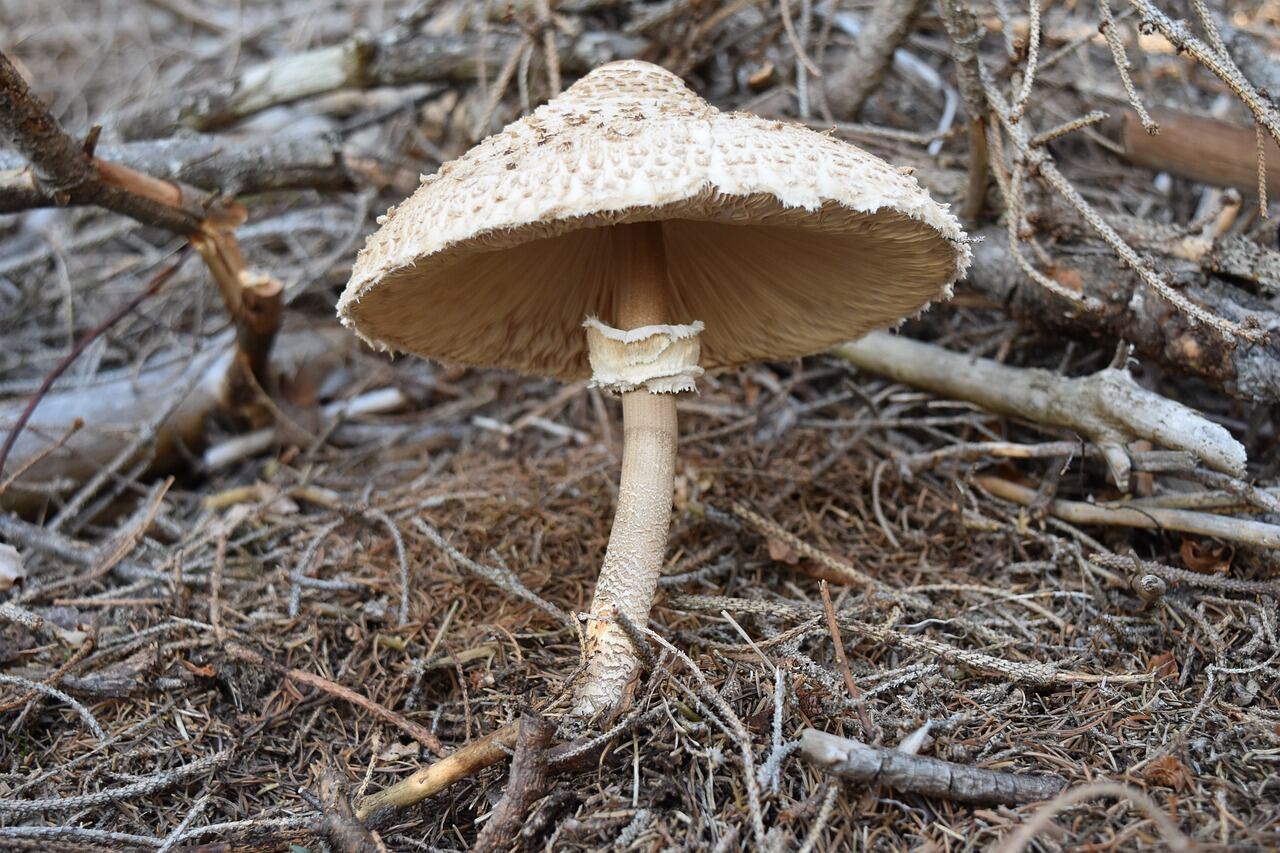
339 60 970 380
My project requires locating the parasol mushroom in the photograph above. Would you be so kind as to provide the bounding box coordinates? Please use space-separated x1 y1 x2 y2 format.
338 60 969 721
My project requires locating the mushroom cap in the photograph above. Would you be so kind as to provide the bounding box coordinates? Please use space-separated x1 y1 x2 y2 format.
338 60 970 381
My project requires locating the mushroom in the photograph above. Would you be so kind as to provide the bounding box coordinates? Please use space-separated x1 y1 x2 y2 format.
338 60 969 721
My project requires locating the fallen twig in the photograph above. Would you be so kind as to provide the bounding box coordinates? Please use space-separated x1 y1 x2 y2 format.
355 705 666 820
472 712 555 853
731 501 891 593
825 0 926 119
355 720 520 820
228 644 446 757
670 594 1153 686
801 728 1065 805
1089 552 1280 597
0 134 356 201
109 28 643 139
818 581 875 740
0 748 231 817
833 331 1247 490
977 475 1280 549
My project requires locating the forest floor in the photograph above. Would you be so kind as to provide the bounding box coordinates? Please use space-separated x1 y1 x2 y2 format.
1 2 1278 851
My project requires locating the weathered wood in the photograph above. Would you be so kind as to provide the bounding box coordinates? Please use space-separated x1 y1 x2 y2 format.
0 328 348 514
832 330 1247 490
472 713 555 853
1113 108 1280 198
0 135 354 204
960 226 1280 404
109 29 645 140
801 729 1065 806
825 0 928 119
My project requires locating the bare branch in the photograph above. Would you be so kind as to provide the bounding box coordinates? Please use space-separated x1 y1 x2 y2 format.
109 29 644 140
825 0 927 119
801 728 1065 805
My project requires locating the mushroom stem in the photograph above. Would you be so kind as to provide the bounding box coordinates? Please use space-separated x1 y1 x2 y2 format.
573 222 679 720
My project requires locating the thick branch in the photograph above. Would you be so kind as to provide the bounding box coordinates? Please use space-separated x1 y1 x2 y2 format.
801 729 1065 806
0 328 346 514
833 331 1247 490
1 51 288 407
962 226 1280 404
825 0 927 119
1111 108 1280 198
0 52 206 233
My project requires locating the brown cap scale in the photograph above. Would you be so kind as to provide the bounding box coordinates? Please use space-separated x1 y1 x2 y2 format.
338 60 969 720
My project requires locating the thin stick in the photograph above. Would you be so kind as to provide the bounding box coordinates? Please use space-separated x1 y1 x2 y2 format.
977 476 1280 548
1007 0 1042 121
819 581 874 739
0 748 231 817
0 247 191 477
780 0 822 77
366 508 411 625
733 501 892 592
229 644 446 757
0 672 104 740
994 781 1193 852
1099 0 1156 133
356 720 521 819
0 418 82 497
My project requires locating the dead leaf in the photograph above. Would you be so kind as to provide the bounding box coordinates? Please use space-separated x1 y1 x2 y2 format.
181 659 216 678
1180 539 1233 575
379 740 421 761
747 62 775 90
767 537 800 565
0 544 25 591
1142 754 1193 791
1147 652 1179 680
1049 264 1085 294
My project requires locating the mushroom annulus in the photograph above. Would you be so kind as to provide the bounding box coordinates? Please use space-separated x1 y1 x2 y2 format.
338 60 969 722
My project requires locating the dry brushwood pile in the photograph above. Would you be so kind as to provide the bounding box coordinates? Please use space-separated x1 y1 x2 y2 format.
1 0 1279 850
